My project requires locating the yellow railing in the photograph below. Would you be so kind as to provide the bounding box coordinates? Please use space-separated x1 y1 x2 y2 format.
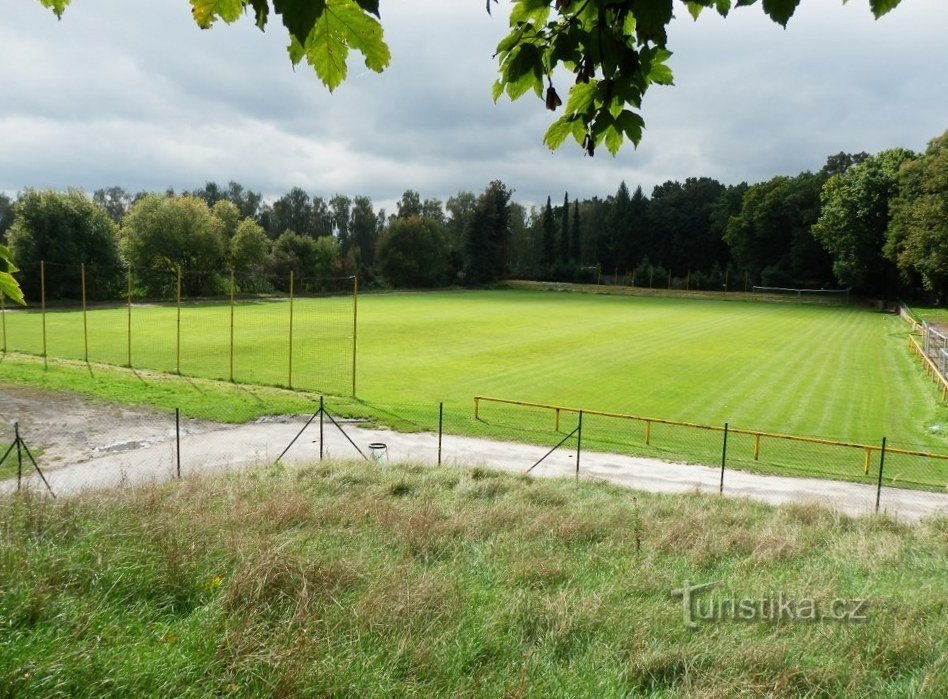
909 334 948 401
473 395 948 475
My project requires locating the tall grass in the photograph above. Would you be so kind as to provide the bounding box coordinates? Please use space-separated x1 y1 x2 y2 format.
2 462 945 697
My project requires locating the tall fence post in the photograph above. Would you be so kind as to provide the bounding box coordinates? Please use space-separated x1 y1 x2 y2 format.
352 275 358 397
875 437 887 513
40 260 47 368
288 270 294 389
438 401 444 467
175 408 181 479
175 265 182 375
229 268 235 382
81 262 89 363
575 410 583 481
15 422 23 492
720 422 729 494
126 266 132 367
319 395 324 461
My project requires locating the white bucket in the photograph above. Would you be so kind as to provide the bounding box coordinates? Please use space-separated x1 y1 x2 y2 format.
369 442 388 465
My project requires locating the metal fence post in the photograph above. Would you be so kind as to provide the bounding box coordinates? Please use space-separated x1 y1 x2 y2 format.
288 270 294 389
438 401 443 467
175 265 182 375
352 275 358 397
176 408 181 479
227 269 235 381
126 266 132 367
875 437 887 513
81 263 89 362
720 422 729 494
15 422 23 492
319 395 324 461
576 410 583 481
40 260 47 368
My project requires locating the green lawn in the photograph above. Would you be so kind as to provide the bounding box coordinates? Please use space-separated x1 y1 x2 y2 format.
2 290 946 487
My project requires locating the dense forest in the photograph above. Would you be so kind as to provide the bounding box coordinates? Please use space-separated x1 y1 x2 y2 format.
1 128 945 303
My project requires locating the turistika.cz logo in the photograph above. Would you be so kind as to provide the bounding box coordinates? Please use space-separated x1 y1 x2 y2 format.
671 581 869 629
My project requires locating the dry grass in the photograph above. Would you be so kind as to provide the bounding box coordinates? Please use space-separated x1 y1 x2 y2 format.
1 460 945 697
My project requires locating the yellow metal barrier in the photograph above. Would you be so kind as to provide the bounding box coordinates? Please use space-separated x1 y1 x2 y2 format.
909 334 948 401
473 395 948 476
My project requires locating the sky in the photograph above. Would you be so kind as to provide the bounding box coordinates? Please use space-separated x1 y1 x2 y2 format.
1 0 946 212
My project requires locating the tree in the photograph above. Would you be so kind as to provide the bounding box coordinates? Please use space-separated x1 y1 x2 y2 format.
7 189 122 301
540 196 556 269
268 187 314 239
121 194 227 296
0 194 13 241
724 172 831 288
211 199 242 239
229 218 270 274
376 216 449 287
558 193 571 263
446 192 477 253
812 149 915 295
570 201 581 262
37 1 902 157
647 177 727 274
465 181 512 284
330 194 352 246
396 190 423 219
887 131 948 299
348 195 380 271
93 186 132 224
264 231 318 290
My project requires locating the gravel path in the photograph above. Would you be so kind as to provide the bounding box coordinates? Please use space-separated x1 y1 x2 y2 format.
2 391 946 522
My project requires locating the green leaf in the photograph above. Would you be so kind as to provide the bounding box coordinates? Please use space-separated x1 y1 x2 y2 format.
869 0 902 17
615 110 645 145
543 115 574 150
296 0 390 92
248 0 269 29
761 0 802 26
565 81 597 116
274 0 327 44
38 0 70 18
0 245 24 306
604 124 623 156
491 80 504 102
686 2 705 21
189 0 244 29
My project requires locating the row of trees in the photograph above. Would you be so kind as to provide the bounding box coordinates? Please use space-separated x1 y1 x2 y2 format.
2 129 946 302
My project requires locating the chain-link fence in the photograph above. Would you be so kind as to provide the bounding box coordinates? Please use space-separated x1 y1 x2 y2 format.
3 261 357 395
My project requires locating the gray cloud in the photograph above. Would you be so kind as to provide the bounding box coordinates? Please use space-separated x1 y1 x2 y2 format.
1 0 945 210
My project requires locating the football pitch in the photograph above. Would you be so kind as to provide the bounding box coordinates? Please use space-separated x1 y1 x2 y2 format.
2 289 946 479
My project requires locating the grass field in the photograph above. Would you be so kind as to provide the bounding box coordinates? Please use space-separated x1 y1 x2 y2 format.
2 462 945 697
2 289 947 486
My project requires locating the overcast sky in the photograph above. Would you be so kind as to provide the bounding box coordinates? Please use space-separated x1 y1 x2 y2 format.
1 0 946 211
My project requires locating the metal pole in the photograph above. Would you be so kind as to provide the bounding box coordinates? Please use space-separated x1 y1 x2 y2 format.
576 410 583 481
875 437 886 513
352 275 358 397
176 408 181 479
720 422 729 494
288 270 294 389
175 265 182 375
229 269 235 382
126 266 132 367
15 422 22 492
81 263 89 363
319 395 324 460
40 260 47 368
438 401 443 467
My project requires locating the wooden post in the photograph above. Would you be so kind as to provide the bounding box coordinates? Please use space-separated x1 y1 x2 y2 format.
40 260 47 368
175 265 182 375
645 420 651 446
81 263 89 362
288 269 294 389
229 269 235 382
352 275 358 397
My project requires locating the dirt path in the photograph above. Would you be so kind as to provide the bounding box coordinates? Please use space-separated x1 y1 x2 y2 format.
2 387 947 521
